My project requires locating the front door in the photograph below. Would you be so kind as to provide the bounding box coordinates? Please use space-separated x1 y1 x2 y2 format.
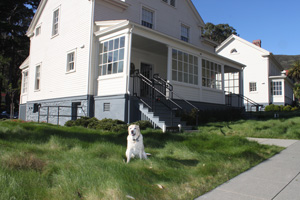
140 63 153 97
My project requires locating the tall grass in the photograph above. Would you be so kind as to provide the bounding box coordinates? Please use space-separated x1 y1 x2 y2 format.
199 116 300 139
0 120 281 200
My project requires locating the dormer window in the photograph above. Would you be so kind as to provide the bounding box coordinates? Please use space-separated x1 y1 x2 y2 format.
141 7 154 29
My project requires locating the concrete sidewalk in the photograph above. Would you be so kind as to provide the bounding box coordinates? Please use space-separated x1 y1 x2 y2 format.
196 138 300 200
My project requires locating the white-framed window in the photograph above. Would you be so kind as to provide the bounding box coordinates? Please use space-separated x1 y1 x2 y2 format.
35 65 41 91
172 49 198 85
141 7 154 29
35 26 41 36
181 24 190 42
22 70 29 94
202 59 222 90
66 50 76 72
249 82 257 92
271 81 282 95
224 72 239 94
52 8 60 37
99 36 125 76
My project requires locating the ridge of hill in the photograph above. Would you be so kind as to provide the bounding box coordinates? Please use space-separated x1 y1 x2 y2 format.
274 55 300 70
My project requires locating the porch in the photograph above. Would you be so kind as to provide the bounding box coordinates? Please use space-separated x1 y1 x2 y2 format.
93 20 245 130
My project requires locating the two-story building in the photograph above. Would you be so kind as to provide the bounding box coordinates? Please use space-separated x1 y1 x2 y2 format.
19 0 244 129
217 35 294 111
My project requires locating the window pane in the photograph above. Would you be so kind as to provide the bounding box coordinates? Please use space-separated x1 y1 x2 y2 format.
118 61 124 73
113 50 118 62
194 76 198 85
102 64 107 75
119 49 124 60
178 72 183 82
109 40 114 51
178 61 183 71
120 37 125 48
172 60 177 70
172 49 177 60
103 42 108 52
184 73 188 83
113 62 118 74
107 64 112 74
172 70 177 81
103 53 107 64
114 38 119 49
108 52 113 63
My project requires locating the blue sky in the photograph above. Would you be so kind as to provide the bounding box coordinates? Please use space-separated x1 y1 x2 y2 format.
192 0 300 55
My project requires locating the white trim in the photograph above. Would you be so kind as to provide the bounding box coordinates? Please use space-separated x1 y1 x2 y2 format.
140 4 156 30
34 63 42 92
66 48 77 73
51 5 61 38
21 69 29 94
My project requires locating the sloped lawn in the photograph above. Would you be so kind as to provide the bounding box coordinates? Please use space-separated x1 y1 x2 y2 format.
0 120 281 200
199 116 300 139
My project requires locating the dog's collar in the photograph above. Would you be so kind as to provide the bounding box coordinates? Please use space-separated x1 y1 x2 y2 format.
133 134 140 142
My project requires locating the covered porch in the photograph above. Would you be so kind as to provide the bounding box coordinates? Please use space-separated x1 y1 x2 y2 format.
93 20 245 126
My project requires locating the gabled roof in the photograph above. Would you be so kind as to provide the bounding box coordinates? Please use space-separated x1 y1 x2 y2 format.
19 56 30 70
187 0 205 27
216 34 284 71
26 0 48 37
216 34 270 55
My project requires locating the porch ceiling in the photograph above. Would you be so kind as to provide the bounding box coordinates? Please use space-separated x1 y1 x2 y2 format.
132 34 168 56
224 65 240 73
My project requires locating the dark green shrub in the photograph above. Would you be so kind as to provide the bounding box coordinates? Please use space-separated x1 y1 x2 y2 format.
64 120 75 127
292 107 299 111
265 104 281 112
283 105 292 112
130 120 153 130
96 118 127 132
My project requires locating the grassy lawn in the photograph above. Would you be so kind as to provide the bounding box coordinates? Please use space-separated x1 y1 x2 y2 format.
0 120 283 200
199 116 300 139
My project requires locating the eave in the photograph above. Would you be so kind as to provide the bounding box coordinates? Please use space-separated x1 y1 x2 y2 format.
102 0 130 10
19 57 30 70
26 0 48 37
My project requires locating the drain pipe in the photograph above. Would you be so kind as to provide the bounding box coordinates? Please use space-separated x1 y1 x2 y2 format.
127 25 134 124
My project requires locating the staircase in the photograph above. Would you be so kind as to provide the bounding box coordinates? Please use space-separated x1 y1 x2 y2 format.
131 70 196 132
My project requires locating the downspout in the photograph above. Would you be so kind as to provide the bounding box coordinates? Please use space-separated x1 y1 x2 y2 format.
87 0 95 117
126 25 134 124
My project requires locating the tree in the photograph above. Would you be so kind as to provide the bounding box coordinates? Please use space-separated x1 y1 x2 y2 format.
288 60 300 83
0 0 40 112
202 22 238 44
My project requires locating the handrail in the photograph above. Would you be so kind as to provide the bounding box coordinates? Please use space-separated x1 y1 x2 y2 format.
153 74 200 112
225 91 263 111
138 73 182 110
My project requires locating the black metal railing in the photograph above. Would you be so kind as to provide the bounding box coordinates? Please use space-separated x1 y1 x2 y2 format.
131 70 200 126
225 91 263 111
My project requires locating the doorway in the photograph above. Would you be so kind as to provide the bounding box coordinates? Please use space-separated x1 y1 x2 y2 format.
140 63 153 97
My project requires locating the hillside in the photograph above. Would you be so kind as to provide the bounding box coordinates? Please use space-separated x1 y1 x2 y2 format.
274 55 300 70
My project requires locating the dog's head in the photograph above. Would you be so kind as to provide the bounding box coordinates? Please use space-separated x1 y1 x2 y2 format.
128 124 140 137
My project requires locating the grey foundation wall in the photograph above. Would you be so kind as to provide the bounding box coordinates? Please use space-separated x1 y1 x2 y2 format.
25 95 90 126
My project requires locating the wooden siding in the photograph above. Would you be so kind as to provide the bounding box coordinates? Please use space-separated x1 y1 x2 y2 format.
26 0 93 102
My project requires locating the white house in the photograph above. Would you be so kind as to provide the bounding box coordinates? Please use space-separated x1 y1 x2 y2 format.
216 35 294 111
19 0 244 129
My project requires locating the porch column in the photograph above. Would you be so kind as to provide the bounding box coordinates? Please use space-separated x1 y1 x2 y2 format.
221 65 225 104
166 46 172 98
239 70 244 107
126 27 133 123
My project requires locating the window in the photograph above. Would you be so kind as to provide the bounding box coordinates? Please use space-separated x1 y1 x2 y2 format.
271 81 282 95
224 72 239 94
181 24 189 42
142 7 154 29
35 65 41 90
36 26 41 36
52 8 59 36
249 82 257 92
22 70 29 93
66 51 76 72
99 36 125 76
172 49 198 85
202 60 222 90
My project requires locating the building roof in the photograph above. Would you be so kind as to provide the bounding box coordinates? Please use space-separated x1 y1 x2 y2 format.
19 56 30 70
216 34 284 71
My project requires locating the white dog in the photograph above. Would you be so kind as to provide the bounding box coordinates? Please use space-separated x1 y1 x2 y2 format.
126 124 147 163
